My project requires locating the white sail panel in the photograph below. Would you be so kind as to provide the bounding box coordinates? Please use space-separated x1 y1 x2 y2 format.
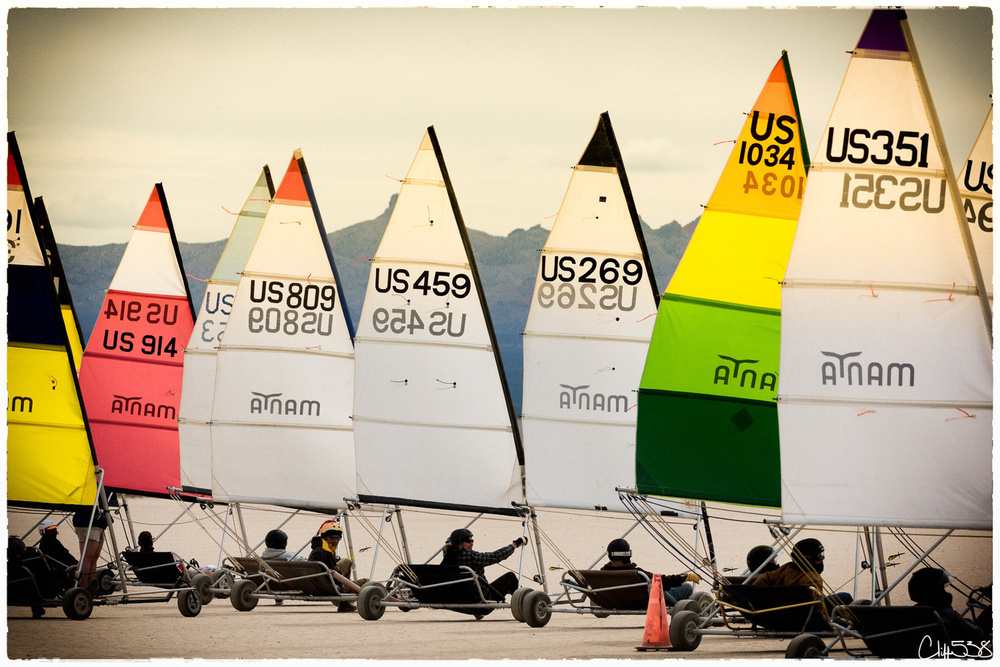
353 129 522 512
521 114 658 511
777 10 992 530
108 230 188 296
178 167 272 494
210 152 356 508
957 106 992 299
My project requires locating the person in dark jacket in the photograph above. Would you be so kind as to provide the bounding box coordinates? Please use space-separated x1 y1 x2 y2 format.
307 519 366 612
441 528 523 600
752 537 852 608
601 538 700 604
909 567 990 643
36 519 78 592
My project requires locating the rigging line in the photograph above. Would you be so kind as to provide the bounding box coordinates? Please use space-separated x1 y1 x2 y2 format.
620 493 704 577
186 273 209 283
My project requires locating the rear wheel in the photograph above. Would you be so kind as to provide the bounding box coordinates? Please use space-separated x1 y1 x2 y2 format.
213 571 233 599
177 588 202 617
690 591 714 614
97 569 116 596
524 590 552 628
668 610 702 651
671 598 699 614
230 579 259 612
510 587 530 622
358 583 387 621
190 573 213 605
62 587 93 621
785 633 826 659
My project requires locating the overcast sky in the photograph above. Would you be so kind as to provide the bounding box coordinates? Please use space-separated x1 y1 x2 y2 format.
7 6 993 247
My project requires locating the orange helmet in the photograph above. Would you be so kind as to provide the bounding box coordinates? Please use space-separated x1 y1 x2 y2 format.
318 519 342 539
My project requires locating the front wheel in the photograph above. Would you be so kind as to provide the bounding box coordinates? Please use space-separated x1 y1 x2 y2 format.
524 590 552 628
510 587 530 622
62 587 93 621
668 610 702 651
190 573 213 605
230 579 259 612
785 633 826 659
358 583 387 621
177 588 202 617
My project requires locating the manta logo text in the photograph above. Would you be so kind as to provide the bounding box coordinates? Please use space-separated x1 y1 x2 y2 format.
715 356 777 392
250 391 321 417
558 384 629 413
111 395 176 420
821 351 915 387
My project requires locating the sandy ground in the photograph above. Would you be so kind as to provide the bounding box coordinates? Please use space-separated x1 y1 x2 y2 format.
7 496 992 661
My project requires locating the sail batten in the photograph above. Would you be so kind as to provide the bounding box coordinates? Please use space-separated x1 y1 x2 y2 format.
777 10 992 529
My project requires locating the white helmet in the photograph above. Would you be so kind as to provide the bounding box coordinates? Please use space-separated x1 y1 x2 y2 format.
37 519 58 537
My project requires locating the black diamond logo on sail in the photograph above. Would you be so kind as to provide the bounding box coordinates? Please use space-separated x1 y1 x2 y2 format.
730 408 754 433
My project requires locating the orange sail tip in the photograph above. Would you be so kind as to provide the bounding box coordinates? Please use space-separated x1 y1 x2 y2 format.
7 150 22 188
766 57 787 85
274 152 308 202
135 185 169 231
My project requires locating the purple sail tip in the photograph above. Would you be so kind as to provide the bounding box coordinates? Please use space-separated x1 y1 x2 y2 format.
856 9 909 53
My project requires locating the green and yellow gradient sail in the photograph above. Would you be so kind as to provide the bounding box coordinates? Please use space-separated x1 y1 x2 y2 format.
7 132 97 508
636 53 808 507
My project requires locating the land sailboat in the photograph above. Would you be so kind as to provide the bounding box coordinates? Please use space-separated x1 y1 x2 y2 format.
353 127 524 515
7 132 98 509
636 52 809 509
520 112 659 513
777 9 992 530
177 166 274 497
208 151 357 509
78 185 196 498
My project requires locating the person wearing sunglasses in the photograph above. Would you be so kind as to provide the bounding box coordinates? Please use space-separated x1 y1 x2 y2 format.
441 528 525 603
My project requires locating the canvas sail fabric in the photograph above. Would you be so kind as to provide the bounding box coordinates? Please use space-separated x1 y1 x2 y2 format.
636 54 809 508
35 198 86 370
7 133 98 508
177 166 273 496
79 185 195 497
209 151 357 509
521 113 660 512
354 129 523 513
777 10 992 530
957 106 992 301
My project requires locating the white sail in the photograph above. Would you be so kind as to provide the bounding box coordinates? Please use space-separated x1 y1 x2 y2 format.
521 113 659 512
353 128 523 513
777 10 992 529
957 106 992 301
209 151 356 509
177 167 273 495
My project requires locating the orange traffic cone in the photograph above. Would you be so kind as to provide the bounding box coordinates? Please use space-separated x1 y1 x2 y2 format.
636 573 671 651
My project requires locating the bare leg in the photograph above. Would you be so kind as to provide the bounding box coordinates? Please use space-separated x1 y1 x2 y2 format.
78 538 103 589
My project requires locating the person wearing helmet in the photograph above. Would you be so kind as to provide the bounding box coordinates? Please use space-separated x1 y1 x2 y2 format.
441 528 525 604
909 567 990 643
36 519 79 593
746 545 780 576
308 519 367 612
752 537 852 607
261 529 304 561
601 538 701 604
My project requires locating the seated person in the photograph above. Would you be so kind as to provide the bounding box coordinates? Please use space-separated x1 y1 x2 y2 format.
909 567 990 643
133 530 197 583
36 519 79 592
441 528 524 602
9 536 59 618
752 537 852 608
601 538 700 604
746 544 780 576
261 529 305 561
308 519 367 612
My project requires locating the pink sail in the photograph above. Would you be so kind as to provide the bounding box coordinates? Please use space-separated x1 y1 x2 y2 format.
79 185 195 496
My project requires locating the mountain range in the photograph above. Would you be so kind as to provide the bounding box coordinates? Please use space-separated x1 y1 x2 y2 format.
58 194 697 409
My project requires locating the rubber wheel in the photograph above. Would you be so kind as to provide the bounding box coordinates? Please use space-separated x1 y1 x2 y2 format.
524 590 552 628
230 578 259 612
190 573 213 605
785 633 826 659
690 591 714 614
358 583 387 621
62 587 93 621
671 598 698 614
213 571 233 599
510 587 530 622
177 588 203 617
97 568 116 596
668 610 702 651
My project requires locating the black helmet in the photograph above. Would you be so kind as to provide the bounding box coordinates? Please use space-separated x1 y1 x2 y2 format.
908 567 953 608
265 529 288 549
607 538 632 562
449 528 473 546
746 545 778 573
792 538 824 562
